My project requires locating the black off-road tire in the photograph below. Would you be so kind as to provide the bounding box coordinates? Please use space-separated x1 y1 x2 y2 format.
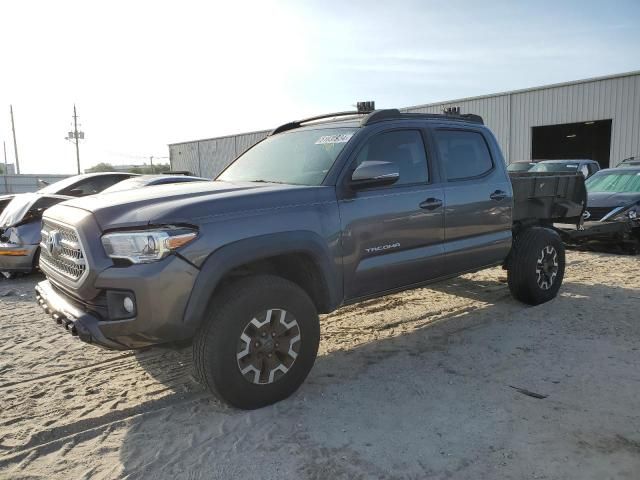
507 227 565 305
193 275 320 409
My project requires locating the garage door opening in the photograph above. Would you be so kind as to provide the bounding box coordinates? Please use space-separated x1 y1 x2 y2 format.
531 119 612 169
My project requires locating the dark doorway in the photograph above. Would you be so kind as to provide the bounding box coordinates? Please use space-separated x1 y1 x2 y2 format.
531 119 612 169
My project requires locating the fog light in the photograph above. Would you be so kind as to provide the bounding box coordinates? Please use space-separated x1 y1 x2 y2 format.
123 296 135 314
106 290 136 320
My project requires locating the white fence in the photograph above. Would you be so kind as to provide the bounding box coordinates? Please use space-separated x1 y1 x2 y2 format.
0 174 70 194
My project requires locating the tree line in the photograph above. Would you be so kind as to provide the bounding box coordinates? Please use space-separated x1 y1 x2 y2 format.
85 163 171 174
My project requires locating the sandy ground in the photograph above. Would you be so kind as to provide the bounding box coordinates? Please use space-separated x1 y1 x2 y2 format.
0 251 639 479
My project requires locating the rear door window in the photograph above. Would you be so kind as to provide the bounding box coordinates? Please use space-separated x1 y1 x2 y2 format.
434 130 493 181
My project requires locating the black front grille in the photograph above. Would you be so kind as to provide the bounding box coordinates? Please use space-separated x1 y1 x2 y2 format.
585 207 618 221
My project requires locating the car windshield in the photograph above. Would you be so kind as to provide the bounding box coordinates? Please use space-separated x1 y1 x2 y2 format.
507 163 534 172
217 128 357 186
530 162 581 173
37 175 83 194
586 171 640 193
101 177 152 193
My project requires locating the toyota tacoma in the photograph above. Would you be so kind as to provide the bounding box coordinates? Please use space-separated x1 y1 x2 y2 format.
35 106 586 409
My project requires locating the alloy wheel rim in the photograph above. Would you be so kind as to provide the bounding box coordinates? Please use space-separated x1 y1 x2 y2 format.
236 309 301 385
536 245 559 290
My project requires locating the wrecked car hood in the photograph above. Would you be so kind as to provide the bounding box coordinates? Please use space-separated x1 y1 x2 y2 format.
0 193 72 228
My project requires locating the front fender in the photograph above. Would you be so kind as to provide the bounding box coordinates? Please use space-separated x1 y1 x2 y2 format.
181 231 342 330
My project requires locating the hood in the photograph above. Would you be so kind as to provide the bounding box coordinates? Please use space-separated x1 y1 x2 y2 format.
0 193 72 228
52 181 330 230
587 191 640 208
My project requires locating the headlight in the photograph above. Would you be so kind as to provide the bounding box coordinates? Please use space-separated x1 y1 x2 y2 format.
612 205 639 222
101 228 197 264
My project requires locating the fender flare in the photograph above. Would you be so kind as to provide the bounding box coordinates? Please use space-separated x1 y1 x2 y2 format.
182 231 342 329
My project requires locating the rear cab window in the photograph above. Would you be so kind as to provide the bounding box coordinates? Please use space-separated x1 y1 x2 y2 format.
433 130 494 181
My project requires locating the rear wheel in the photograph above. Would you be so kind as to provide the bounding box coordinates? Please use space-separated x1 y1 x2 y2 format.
507 227 565 305
193 275 320 409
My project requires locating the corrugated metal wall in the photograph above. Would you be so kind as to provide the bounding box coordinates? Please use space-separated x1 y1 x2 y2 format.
1 174 70 194
404 72 640 165
170 72 640 171
169 130 269 178
402 95 512 161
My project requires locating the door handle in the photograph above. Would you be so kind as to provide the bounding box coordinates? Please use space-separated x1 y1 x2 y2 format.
490 190 507 201
419 198 443 210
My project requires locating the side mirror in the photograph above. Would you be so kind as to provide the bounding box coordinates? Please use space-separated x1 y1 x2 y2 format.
350 161 399 189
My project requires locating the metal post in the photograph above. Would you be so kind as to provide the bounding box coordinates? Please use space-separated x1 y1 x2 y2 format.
10 105 20 174
73 104 81 174
3 141 8 193
150 155 154 174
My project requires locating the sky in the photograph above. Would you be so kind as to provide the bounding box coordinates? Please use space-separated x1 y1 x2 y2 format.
0 0 639 174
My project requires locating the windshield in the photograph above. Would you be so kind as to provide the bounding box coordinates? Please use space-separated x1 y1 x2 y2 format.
38 175 84 194
530 162 581 173
101 177 150 193
217 128 357 186
507 163 534 172
586 172 640 193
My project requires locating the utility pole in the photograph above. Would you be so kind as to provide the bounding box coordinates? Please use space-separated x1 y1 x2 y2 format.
73 104 81 174
3 141 8 193
149 155 154 173
65 105 84 174
10 105 20 174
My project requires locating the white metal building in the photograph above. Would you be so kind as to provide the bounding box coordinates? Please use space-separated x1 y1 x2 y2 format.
169 70 640 178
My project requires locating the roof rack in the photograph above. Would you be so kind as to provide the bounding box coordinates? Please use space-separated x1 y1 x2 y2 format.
270 111 362 135
270 105 484 136
270 101 378 135
362 109 484 126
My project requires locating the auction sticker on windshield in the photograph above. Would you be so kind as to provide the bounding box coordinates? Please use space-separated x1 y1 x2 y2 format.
315 133 353 145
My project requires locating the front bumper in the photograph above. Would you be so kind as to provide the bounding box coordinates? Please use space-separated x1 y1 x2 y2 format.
36 255 200 350
36 279 127 349
0 243 39 272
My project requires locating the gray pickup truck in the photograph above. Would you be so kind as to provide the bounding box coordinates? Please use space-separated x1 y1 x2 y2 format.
35 107 586 409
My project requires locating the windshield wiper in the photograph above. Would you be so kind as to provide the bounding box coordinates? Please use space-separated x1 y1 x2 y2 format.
247 179 287 185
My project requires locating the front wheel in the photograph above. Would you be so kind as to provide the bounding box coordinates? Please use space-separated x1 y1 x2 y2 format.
507 227 566 305
193 275 320 409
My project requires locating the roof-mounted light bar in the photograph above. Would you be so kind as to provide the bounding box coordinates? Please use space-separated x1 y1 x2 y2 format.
357 101 375 113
